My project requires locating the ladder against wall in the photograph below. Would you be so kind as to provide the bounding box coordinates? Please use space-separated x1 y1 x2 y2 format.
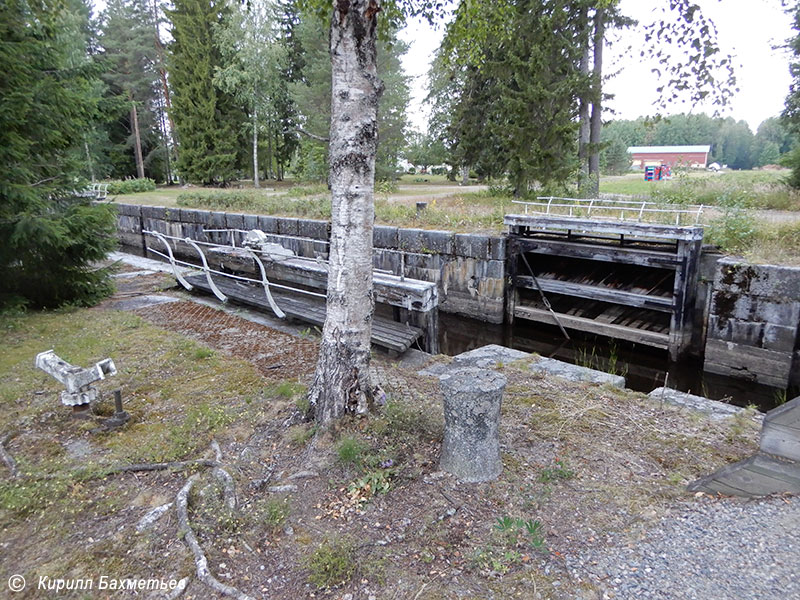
504 215 704 361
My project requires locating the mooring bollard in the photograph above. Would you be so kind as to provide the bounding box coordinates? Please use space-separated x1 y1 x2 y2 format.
439 367 506 482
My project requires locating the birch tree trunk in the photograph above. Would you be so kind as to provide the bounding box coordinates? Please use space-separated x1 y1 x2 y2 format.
577 6 590 191
253 106 260 188
131 101 145 179
307 0 383 424
588 7 605 196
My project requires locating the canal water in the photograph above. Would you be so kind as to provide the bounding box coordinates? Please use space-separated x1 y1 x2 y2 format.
437 312 794 412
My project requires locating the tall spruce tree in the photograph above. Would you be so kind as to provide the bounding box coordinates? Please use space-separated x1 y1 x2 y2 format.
167 0 244 184
0 0 117 309
437 0 591 193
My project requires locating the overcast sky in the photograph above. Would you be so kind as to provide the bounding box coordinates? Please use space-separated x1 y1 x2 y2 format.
399 0 795 134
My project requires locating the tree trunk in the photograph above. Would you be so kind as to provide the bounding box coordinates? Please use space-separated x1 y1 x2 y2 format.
84 136 95 183
252 106 259 188
577 6 590 192
151 0 178 161
588 7 605 196
307 0 382 424
267 121 274 180
131 101 145 179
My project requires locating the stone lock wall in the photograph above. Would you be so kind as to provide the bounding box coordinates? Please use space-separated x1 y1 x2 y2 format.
115 204 506 323
704 258 800 388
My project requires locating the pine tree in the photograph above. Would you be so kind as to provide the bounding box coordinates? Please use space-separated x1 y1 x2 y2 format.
167 0 244 184
100 0 163 180
0 0 117 309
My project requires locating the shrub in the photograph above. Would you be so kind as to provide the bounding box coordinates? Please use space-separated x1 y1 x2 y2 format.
106 178 156 195
336 436 367 467
176 190 332 219
305 537 357 589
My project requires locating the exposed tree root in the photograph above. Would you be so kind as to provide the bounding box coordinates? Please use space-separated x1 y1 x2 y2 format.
212 467 237 511
175 475 254 600
108 458 220 475
0 433 20 478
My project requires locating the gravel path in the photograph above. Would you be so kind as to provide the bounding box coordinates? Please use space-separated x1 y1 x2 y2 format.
567 495 800 600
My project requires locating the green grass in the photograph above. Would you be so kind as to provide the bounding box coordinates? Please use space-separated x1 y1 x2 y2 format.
305 537 357 589
601 170 800 211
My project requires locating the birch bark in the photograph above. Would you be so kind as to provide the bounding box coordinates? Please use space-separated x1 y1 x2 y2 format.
308 0 383 424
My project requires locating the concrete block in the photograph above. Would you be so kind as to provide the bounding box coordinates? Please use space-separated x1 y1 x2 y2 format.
373 225 399 248
455 233 489 259
277 217 299 236
421 230 455 255
243 214 259 230
298 218 330 240
485 259 505 280
193 210 214 226
714 259 765 293
707 314 732 341
531 356 626 388
398 228 426 253
452 344 530 369
141 205 166 220
225 212 245 230
489 236 506 261
116 203 142 218
257 215 278 233
405 253 442 270
754 299 800 325
179 208 204 224
711 290 753 322
118 215 142 234
648 387 744 421
763 323 798 352
209 211 227 229
730 319 764 347
716 258 800 298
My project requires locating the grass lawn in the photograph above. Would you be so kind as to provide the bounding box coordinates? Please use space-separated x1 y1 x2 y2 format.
601 170 800 211
0 296 761 598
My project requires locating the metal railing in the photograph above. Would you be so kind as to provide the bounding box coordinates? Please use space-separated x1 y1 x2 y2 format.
511 196 705 226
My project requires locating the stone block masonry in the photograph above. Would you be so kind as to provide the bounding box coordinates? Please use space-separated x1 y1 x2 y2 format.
113 203 506 323
704 258 800 388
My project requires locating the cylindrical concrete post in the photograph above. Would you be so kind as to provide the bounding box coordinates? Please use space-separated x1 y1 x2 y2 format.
439 368 506 482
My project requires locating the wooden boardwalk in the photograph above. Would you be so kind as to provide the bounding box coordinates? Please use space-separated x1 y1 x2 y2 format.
184 273 423 354
689 395 800 497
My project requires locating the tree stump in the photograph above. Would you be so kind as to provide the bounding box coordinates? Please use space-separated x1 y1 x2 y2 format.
439 368 506 482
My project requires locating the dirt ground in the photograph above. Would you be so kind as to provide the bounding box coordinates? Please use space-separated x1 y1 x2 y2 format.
0 276 762 599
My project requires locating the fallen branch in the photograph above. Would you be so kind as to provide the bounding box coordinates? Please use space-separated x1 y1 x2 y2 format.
0 433 20 479
175 476 255 600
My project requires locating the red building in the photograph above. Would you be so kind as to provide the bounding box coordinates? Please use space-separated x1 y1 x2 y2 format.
627 145 711 170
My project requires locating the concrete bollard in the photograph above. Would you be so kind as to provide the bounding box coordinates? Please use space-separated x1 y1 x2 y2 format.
439 367 505 482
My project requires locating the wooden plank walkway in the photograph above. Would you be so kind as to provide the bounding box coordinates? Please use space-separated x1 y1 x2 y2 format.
689 395 800 497
184 273 423 354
